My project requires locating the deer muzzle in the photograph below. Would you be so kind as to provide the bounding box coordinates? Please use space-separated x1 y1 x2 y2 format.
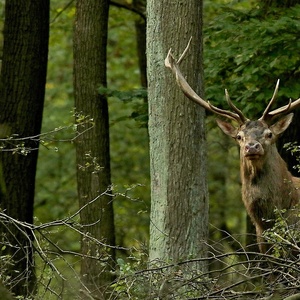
244 142 263 159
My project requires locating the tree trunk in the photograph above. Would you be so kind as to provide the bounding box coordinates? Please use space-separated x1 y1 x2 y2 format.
73 0 115 298
0 1 49 297
133 0 147 88
147 0 208 272
278 108 300 177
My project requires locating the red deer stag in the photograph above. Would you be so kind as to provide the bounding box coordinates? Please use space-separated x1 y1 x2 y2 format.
165 39 300 254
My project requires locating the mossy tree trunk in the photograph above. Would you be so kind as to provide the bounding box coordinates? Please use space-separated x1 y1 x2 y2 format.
147 0 208 272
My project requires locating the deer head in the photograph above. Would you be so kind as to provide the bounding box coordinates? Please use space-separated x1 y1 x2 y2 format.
216 114 293 166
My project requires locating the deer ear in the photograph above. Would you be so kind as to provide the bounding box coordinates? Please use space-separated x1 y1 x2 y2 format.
270 113 294 135
216 119 238 138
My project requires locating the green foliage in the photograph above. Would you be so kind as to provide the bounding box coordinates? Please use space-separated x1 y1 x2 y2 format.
99 86 148 127
284 142 300 173
263 207 300 258
204 2 300 118
107 5 141 89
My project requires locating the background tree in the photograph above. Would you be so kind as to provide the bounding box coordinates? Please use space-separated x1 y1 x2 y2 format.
147 0 208 272
73 0 115 298
132 0 147 88
0 0 49 297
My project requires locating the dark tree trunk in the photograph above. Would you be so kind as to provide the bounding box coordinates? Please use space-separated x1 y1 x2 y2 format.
74 0 115 298
133 0 147 88
278 109 300 177
0 1 49 297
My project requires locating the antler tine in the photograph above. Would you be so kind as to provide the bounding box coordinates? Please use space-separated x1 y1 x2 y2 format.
177 36 193 65
225 89 248 123
206 101 247 123
268 97 300 118
259 79 280 121
165 39 245 125
260 79 300 121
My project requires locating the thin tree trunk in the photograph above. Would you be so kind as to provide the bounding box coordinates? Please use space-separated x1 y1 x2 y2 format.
147 0 208 272
74 0 115 298
0 1 49 297
133 0 147 88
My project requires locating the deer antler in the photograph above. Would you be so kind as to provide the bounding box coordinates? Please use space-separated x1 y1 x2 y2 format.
165 38 248 125
259 79 300 122
165 39 300 124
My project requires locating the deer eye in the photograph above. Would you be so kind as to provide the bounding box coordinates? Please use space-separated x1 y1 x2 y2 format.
236 134 242 141
266 131 273 139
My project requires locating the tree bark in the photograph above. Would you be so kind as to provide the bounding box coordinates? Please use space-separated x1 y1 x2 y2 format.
73 0 115 298
133 0 147 88
0 1 49 297
147 0 208 272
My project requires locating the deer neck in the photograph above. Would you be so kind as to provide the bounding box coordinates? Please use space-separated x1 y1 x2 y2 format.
240 145 288 186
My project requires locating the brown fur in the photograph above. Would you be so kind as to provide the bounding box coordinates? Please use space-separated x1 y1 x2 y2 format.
217 114 300 253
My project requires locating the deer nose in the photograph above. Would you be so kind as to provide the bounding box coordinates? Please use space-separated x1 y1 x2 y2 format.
245 142 261 154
